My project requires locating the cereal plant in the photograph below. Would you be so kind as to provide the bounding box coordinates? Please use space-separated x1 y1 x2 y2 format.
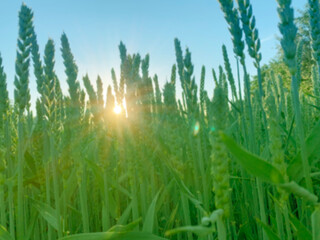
0 1 319 240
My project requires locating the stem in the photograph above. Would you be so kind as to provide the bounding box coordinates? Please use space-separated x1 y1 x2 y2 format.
79 163 89 232
284 203 292 240
275 202 285 239
102 171 110 231
43 128 53 240
217 215 226 240
17 114 24 240
291 75 313 192
181 194 193 240
4 118 14 237
50 133 62 237
256 65 269 142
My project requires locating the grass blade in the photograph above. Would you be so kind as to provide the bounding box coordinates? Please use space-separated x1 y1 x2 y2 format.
59 232 168 240
165 225 215 237
312 206 320 240
278 182 318 204
289 213 312 240
32 199 59 231
256 219 281 240
288 120 320 182
0 225 14 240
143 190 161 233
220 132 285 184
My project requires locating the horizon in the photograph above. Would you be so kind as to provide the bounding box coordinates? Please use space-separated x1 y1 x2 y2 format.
0 0 306 108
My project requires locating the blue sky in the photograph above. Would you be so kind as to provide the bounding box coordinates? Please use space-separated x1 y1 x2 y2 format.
0 0 307 107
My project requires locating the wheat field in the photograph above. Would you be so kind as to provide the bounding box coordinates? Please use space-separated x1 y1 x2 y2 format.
0 0 320 239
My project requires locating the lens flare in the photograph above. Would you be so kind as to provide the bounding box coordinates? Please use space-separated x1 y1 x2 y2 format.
193 121 200 136
113 105 121 114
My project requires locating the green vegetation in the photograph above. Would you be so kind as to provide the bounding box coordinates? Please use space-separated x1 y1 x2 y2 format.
0 1 320 239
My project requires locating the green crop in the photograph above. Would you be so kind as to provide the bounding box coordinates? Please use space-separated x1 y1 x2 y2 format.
0 2 319 240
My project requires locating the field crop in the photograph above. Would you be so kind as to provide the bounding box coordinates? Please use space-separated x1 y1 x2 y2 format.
0 0 320 239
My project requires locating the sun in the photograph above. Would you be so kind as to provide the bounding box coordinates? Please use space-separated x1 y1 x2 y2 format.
113 105 122 115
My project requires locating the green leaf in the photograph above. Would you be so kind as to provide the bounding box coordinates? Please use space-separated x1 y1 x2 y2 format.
59 231 168 240
203 209 223 227
84 157 103 186
0 225 14 240
165 209 223 237
116 202 132 225
143 189 161 233
278 181 318 204
24 150 37 175
108 218 141 233
238 222 256 240
164 203 179 231
220 132 285 184
165 225 215 237
288 120 320 182
25 211 38 240
59 168 77 206
289 213 312 240
256 219 281 240
312 206 320 240
32 199 59 231
165 159 206 213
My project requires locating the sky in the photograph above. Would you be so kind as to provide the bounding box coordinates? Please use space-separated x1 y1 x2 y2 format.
0 0 307 108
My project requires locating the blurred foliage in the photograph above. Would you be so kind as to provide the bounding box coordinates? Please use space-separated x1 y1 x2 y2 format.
252 4 314 94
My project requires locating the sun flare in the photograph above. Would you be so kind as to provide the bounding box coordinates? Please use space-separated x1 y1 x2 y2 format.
113 105 122 115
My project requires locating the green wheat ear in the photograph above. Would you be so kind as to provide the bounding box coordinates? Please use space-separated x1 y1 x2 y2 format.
276 0 297 75
237 0 262 66
96 75 104 107
174 38 185 87
0 53 9 122
140 54 156 116
210 85 231 218
105 85 115 114
83 74 97 105
199 65 206 111
222 45 237 100
118 42 127 102
43 39 56 125
217 0 245 63
61 32 81 109
296 39 305 87
30 25 44 95
14 3 33 113
153 74 162 106
308 0 320 66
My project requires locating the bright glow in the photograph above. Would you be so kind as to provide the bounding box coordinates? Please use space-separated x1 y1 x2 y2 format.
193 121 200 136
113 105 122 115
